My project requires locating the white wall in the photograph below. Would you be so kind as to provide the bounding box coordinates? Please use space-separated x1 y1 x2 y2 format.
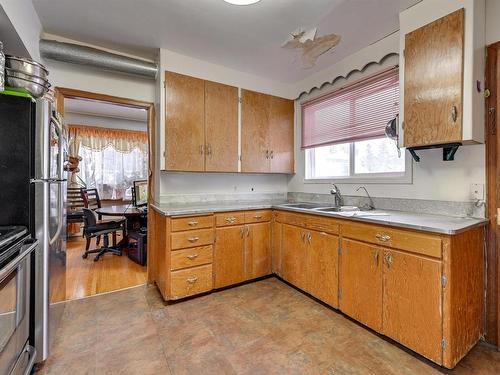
158 48 290 200
64 112 147 131
0 0 42 60
287 35 486 203
486 0 500 45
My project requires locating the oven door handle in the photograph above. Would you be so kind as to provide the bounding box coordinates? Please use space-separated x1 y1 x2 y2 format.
0 240 38 282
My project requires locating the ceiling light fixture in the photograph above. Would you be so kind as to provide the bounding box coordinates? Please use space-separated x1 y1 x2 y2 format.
223 0 261 5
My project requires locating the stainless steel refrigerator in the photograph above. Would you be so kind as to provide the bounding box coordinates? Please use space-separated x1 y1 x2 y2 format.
32 99 67 364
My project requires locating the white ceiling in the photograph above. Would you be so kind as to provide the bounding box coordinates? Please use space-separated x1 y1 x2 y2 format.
65 98 148 122
32 0 420 83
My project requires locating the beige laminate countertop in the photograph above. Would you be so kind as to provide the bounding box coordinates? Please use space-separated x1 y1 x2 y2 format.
151 202 487 235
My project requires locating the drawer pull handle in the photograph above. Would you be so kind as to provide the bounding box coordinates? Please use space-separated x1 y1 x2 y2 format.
254 215 263 219
187 254 199 260
375 234 391 242
384 253 393 267
188 237 200 243
225 217 236 223
188 221 199 227
186 277 198 284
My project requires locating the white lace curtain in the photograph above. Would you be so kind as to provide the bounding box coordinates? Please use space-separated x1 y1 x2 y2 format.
68 125 148 200
69 125 148 154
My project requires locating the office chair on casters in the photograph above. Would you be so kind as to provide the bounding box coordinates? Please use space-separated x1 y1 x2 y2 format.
82 208 126 261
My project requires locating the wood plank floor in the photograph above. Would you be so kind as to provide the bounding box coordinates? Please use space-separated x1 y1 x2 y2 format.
37 278 500 375
65 235 147 300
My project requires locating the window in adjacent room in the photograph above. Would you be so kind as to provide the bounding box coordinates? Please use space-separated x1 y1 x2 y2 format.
302 67 410 182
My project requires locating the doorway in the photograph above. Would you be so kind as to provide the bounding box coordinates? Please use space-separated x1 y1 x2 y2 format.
55 88 155 300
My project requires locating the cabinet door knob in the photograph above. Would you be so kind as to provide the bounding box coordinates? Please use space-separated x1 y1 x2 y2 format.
270 150 274 159
187 237 199 243
246 226 250 237
451 105 458 123
373 251 379 266
187 254 199 260
188 221 199 227
301 232 306 243
186 277 198 284
206 144 212 157
307 232 312 244
240 227 245 238
265 150 269 159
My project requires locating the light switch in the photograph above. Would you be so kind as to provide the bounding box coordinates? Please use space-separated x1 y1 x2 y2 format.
470 183 484 201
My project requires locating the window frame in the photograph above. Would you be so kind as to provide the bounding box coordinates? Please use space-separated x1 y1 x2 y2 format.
304 140 412 184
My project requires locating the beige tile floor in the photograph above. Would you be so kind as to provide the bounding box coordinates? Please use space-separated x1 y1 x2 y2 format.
36 278 500 375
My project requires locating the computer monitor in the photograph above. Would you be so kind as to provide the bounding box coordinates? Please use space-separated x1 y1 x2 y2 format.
132 180 148 207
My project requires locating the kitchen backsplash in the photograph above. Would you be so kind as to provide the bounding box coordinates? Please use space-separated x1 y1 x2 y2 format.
287 192 485 218
159 192 287 205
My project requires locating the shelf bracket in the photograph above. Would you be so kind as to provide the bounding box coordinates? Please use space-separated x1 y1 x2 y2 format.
408 149 420 163
443 145 459 161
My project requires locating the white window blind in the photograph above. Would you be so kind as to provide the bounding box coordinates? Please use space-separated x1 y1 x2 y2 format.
301 67 399 149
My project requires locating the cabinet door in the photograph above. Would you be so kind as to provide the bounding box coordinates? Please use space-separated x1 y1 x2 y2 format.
340 239 383 332
269 96 294 174
403 9 464 147
271 221 283 276
281 224 307 290
241 89 270 172
382 250 442 364
165 71 205 171
245 223 271 280
306 230 339 308
205 81 239 172
214 226 245 288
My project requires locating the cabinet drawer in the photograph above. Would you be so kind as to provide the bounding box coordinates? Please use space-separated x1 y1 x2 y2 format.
342 222 442 258
274 211 339 235
171 229 214 250
170 264 213 299
171 245 213 270
245 210 271 224
171 215 214 232
215 212 245 227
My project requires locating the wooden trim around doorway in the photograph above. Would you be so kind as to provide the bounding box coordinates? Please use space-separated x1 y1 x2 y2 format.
55 87 156 285
485 41 500 346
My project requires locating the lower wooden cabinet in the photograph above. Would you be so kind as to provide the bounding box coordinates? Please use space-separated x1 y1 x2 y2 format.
245 222 271 280
382 249 442 363
281 224 339 307
214 225 245 288
281 224 307 290
340 239 382 332
214 211 272 289
170 264 213 299
306 230 339 308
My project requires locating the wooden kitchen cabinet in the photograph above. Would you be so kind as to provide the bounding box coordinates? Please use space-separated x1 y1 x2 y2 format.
400 1 485 148
205 80 239 172
214 225 245 288
241 89 294 173
306 230 339 309
165 71 205 171
382 249 443 364
340 239 382 332
269 96 294 173
281 224 307 290
165 72 238 172
271 219 283 276
403 9 464 147
245 222 271 280
214 210 272 288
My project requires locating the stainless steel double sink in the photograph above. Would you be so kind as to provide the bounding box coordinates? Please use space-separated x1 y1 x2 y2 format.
279 202 361 213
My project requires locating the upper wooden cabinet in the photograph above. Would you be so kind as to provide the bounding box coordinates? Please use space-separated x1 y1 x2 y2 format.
403 9 464 147
164 73 294 173
165 72 238 172
205 81 239 172
165 72 205 171
400 1 485 148
241 89 294 173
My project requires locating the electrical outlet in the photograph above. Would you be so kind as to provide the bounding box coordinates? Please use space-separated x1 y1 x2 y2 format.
470 183 484 201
